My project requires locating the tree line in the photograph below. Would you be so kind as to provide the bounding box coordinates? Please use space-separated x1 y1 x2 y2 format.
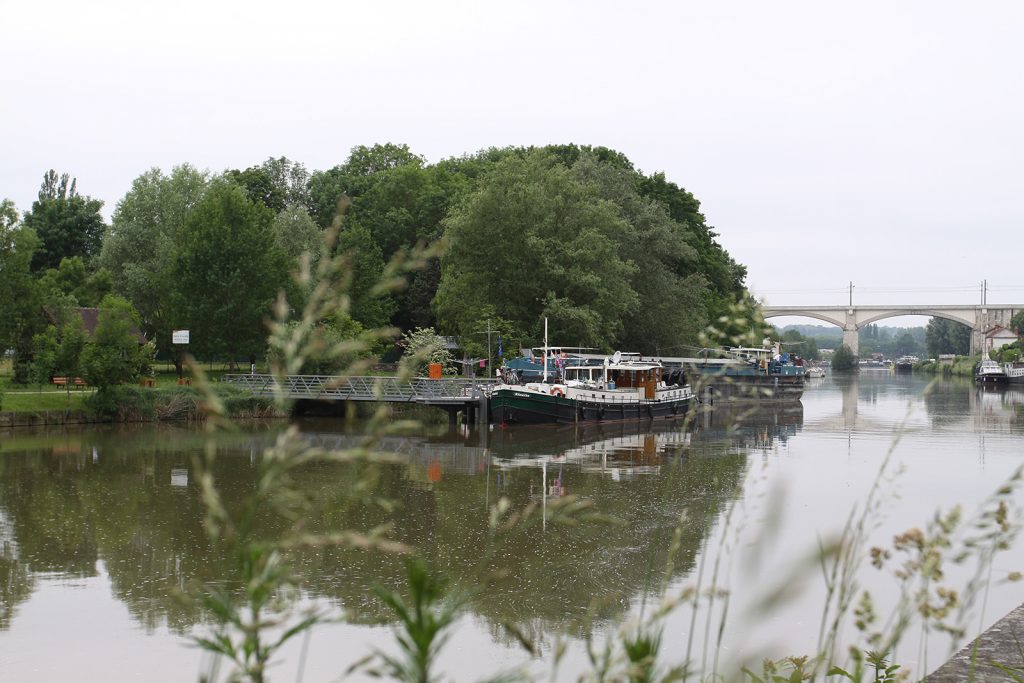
0 144 749 385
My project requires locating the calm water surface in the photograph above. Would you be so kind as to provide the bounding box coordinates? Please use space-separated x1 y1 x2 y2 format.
1 373 1022 681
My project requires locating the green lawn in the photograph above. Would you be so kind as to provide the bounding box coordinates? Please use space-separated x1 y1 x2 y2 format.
2 390 90 412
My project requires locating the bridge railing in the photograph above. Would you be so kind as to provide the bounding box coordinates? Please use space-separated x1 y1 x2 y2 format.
221 374 499 402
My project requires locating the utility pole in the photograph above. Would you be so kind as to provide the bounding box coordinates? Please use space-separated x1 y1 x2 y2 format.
983 279 988 306
849 281 854 307
474 319 495 375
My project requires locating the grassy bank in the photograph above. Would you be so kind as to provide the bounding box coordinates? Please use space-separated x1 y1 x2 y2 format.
915 354 981 377
0 383 285 423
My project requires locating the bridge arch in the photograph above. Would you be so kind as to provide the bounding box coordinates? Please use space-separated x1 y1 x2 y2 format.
856 309 974 328
762 310 846 328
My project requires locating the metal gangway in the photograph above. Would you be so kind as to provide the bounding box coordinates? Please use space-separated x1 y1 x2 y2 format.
221 374 498 424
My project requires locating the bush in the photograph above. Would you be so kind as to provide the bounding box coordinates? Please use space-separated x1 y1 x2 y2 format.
831 344 858 371
85 384 284 422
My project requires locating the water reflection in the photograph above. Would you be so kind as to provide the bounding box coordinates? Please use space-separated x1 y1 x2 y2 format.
0 403 805 649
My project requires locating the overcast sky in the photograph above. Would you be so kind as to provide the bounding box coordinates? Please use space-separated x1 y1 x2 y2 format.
3 0 1022 321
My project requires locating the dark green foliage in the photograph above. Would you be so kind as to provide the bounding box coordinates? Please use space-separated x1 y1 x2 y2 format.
832 344 858 371
171 183 289 362
435 150 639 351
780 328 820 360
0 201 40 355
23 170 106 272
926 318 971 357
1010 310 1024 336
79 294 152 390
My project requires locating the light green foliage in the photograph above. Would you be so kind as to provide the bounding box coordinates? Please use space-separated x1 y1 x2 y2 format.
365 560 465 683
698 294 773 350
435 150 638 350
831 344 857 371
399 326 455 375
171 183 289 362
23 170 106 272
37 256 112 307
100 165 209 358
31 315 86 387
225 156 311 213
79 294 152 390
270 203 321 268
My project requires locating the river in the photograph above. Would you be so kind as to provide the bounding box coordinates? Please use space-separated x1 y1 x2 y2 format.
1 372 1022 681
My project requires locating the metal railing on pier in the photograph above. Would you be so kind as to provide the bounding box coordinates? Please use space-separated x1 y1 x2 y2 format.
221 374 498 405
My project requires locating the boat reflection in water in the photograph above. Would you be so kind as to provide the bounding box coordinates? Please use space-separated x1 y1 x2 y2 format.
487 400 804 480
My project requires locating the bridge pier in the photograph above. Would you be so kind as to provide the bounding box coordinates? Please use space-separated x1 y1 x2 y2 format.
842 327 859 357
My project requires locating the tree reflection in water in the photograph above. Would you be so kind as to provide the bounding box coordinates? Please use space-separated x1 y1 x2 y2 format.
0 404 802 650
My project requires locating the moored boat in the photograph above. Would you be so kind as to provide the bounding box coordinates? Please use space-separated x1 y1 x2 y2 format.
680 344 805 401
490 351 694 425
894 356 917 373
1002 362 1024 384
975 358 1008 384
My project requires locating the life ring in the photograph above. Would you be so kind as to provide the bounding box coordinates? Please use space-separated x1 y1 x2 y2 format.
551 387 565 397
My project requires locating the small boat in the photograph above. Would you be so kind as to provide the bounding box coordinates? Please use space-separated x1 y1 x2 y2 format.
894 356 917 374
490 350 694 425
805 365 826 379
976 358 1008 384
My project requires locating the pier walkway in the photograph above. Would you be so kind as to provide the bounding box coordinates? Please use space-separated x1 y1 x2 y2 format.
221 374 497 425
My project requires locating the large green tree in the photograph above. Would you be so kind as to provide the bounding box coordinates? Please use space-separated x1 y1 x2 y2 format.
925 317 971 357
0 200 40 355
99 165 209 358
23 171 106 272
170 183 289 362
570 154 709 353
435 150 637 350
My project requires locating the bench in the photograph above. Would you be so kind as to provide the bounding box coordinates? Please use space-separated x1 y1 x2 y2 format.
52 377 87 389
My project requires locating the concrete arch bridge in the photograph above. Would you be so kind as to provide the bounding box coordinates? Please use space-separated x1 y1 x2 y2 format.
761 304 1022 356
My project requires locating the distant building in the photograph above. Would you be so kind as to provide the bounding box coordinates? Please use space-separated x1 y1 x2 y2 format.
819 348 835 357
45 307 147 344
938 354 956 365
984 325 1018 352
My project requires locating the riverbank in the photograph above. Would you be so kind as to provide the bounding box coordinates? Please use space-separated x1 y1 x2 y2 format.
0 384 286 427
928 601 1024 681
915 355 981 377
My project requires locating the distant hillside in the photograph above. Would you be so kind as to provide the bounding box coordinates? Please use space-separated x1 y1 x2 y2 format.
779 324 842 339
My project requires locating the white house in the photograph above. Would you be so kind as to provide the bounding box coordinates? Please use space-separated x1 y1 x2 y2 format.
984 325 1019 352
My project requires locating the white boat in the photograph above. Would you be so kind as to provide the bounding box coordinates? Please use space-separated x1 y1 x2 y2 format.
1005 362 1024 384
976 358 1008 384
805 365 826 379
490 351 695 425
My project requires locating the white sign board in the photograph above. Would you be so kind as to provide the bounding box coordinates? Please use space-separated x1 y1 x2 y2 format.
172 330 190 344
